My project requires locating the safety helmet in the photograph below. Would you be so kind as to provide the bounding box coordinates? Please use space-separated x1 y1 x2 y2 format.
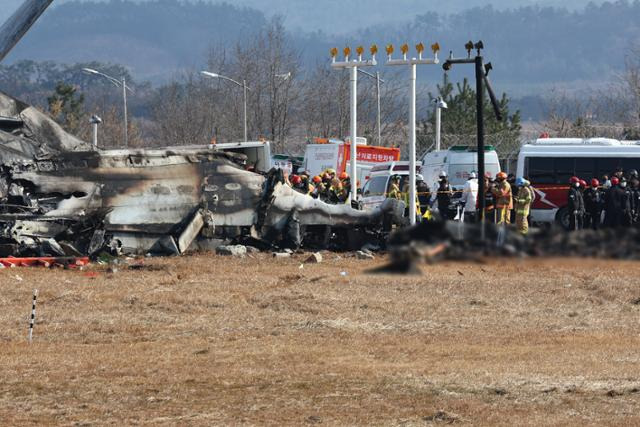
312 175 322 183
339 171 349 180
496 172 507 180
630 169 638 178
591 178 600 187
611 177 620 185
439 171 447 178
569 176 580 184
469 171 477 179
579 179 587 188
416 174 424 181
326 168 336 176
291 175 302 185
484 172 492 179
515 177 525 186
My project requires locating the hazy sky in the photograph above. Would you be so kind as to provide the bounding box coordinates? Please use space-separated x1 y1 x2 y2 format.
1 0 606 33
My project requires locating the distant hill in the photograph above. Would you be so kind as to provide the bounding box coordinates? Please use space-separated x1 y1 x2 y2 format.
2 0 638 89
0 0 605 34
4 1 266 82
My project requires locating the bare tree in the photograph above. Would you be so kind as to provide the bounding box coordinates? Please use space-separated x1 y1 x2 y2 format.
230 17 301 151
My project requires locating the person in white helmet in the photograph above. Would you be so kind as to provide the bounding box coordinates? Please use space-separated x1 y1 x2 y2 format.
461 171 479 223
435 171 453 220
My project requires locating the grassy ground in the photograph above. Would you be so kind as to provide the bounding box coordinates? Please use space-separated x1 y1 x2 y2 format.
0 253 639 425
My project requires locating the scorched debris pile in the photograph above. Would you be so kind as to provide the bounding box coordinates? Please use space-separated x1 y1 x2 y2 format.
379 219 640 273
0 92 404 257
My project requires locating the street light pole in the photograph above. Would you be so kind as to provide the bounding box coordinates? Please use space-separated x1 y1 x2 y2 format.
357 68 385 146
376 71 381 145
386 42 440 225
243 79 248 142
330 46 377 203
82 67 133 147
122 76 128 147
434 97 447 151
200 71 251 142
350 66 358 190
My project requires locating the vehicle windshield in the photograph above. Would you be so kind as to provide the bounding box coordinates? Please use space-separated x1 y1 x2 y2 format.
363 176 388 197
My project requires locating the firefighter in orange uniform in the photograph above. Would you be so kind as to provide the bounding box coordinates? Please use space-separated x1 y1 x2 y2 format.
492 171 512 224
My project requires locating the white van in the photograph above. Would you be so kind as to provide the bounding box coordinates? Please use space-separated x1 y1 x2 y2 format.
421 145 501 190
360 161 421 211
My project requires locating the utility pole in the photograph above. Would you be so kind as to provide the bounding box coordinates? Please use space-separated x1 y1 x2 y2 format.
330 45 377 203
443 41 503 236
385 42 440 225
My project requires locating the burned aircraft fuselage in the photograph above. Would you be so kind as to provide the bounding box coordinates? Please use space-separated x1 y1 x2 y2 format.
1 147 402 255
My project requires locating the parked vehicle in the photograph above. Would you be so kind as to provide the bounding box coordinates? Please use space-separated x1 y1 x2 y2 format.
516 137 640 228
360 161 421 211
303 137 400 189
421 145 501 191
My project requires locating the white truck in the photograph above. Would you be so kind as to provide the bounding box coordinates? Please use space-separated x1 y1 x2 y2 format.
302 137 400 188
421 145 501 191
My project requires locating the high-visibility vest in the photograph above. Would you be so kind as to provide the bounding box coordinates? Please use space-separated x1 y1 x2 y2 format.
515 186 533 216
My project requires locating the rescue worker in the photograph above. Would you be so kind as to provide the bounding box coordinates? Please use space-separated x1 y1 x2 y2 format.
328 178 346 204
387 175 402 200
579 179 588 194
491 172 512 224
461 171 478 223
628 170 640 223
507 173 517 224
401 175 423 219
514 177 533 234
324 168 337 181
567 176 585 230
483 172 496 223
436 171 454 220
312 176 326 200
583 179 603 230
300 173 310 193
416 175 431 214
339 172 352 199
604 177 625 228
621 177 634 226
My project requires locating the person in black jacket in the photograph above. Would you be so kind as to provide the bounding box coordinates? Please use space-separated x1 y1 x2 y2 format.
604 177 628 228
620 177 634 226
628 170 640 224
583 179 603 230
567 176 585 230
436 172 454 221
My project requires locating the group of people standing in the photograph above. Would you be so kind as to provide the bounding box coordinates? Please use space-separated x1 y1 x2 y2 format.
565 169 640 230
459 171 534 234
288 168 354 204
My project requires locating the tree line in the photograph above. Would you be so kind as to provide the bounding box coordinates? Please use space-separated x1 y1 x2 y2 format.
2 19 640 160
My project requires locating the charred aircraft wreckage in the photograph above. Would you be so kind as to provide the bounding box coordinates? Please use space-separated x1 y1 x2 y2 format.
0 1 404 258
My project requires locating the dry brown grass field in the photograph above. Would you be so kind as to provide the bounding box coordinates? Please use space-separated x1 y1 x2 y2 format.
1 253 639 425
